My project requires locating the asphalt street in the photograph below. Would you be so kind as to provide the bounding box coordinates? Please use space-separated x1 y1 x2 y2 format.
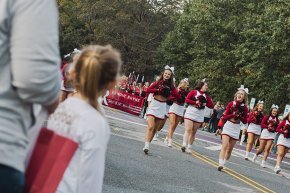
103 107 290 193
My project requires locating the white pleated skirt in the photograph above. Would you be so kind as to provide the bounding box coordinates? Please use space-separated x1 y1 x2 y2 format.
247 123 262 136
277 135 290 148
146 98 166 119
222 121 241 140
260 129 276 140
184 105 205 123
168 103 185 117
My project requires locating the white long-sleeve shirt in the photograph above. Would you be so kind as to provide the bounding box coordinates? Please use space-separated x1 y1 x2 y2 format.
47 97 110 193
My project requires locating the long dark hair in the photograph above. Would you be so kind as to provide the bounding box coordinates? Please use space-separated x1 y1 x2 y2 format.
157 69 174 89
268 107 279 120
194 81 205 92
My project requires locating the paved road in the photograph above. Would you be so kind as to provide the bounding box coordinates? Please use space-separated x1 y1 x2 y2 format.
103 108 290 193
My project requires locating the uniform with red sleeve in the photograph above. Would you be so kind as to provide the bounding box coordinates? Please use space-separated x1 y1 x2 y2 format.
247 111 264 136
146 80 179 119
183 90 214 123
168 88 189 118
276 120 290 148
260 115 279 140
221 101 249 140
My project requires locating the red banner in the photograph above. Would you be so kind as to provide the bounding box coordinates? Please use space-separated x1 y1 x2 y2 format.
104 90 145 116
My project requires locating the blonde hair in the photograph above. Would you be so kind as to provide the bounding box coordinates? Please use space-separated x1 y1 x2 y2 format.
234 90 249 105
178 80 188 90
74 45 121 111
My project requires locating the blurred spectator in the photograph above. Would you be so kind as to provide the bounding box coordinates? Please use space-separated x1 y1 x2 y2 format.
0 0 60 192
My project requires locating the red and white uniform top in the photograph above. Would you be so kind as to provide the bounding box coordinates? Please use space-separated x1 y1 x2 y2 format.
174 88 189 105
247 111 264 125
261 115 279 130
185 90 214 109
146 80 180 100
276 120 290 134
222 101 248 124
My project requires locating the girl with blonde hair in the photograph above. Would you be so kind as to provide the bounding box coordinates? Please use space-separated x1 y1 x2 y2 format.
47 45 122 193
217 85 249 171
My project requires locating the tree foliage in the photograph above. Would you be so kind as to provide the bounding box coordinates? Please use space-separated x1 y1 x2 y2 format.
57 0 181 78
158 0 290 110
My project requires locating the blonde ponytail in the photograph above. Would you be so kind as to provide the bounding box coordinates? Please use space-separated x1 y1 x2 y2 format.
74 45 122 111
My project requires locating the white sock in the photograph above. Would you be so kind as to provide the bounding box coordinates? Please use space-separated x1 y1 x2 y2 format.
261 160 265 164
145 142 150 147
182 133 188 146
223 159 227 165
253 154 257 160
245 151 249 158
187 144 192 149
240 135 245 145
219 159 224 166
168 139 172 143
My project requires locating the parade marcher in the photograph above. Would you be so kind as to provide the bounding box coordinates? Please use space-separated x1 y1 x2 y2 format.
143 66 179 154
164 78 189 147
274 112 290 174
181 80 214 153
47 45 122 193
217 85 249 171
144 77 160 119
244 101 264 160
252 105 279 167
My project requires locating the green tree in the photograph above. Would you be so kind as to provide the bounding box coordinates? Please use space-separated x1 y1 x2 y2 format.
158 0 290 110
57 0 181 79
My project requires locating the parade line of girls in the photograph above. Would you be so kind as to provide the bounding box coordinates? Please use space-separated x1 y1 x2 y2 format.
143 69 290 174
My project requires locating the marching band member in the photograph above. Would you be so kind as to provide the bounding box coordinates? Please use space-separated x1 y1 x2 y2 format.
273 112 290 174
252 105 279 167
143 66 179 154
244 101 264 160
217 85 249 171
164 78 189 147
181 79 214 153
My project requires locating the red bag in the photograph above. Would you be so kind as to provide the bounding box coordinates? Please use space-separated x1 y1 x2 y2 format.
25 128 78 193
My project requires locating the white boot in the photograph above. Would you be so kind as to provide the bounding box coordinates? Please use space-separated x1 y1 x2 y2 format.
260 160 266 168
143 142 150 154
240 134 245 145
168 139 172 147
186 144 192 153
252 154 257 162
274 165 281 174
218 159 224 171
245 151 249 160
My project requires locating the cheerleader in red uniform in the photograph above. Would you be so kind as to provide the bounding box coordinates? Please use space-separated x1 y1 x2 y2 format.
217 85 249 171
181 80 214 153
273 112 290 174
244 101 264 160
164 78 189 147
143 66 179 154
252 105 279 167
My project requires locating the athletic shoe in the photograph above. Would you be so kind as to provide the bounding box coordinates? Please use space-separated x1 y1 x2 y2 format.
143 146 149 154
218 165 223 171
168 139 172 148
274 166 281 174
153 134 157 141
164 137 168 144
252 155 257 163
186 147 192 153
260 162 266 168
181 146 186 152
